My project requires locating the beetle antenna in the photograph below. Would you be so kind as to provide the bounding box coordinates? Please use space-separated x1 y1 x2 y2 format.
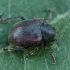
57 10 70 33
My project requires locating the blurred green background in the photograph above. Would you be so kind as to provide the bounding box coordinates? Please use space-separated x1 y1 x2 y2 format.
0 0 70 70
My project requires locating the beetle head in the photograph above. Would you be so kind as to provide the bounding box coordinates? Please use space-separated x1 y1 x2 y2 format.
41 24 56 42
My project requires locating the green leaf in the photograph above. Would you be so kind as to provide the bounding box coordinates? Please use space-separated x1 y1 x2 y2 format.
0 0 70 70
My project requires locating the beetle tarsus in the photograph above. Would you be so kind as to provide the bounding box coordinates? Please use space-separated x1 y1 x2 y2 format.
2 48 8 51
2 46 24 51
45 46 56 64
2 48 14 51
25 46 39 59
0 13 25 23
0 13 4 18
52 58 56 64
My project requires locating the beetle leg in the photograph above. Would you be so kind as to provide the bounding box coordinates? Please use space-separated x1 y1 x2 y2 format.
44 8 52 23
54 38 59 52
3 46 25 51
25 46 39 59
14 46 25 50
45 46 56 64
0 13 25 23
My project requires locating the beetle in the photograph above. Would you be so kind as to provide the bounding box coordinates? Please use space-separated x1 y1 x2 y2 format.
0 9 70 64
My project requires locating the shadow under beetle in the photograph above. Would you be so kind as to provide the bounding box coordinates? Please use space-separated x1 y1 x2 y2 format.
0 9 70 64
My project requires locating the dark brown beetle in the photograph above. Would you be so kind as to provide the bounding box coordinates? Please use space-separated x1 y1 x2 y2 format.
8 18 56 46
0 9 70 64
